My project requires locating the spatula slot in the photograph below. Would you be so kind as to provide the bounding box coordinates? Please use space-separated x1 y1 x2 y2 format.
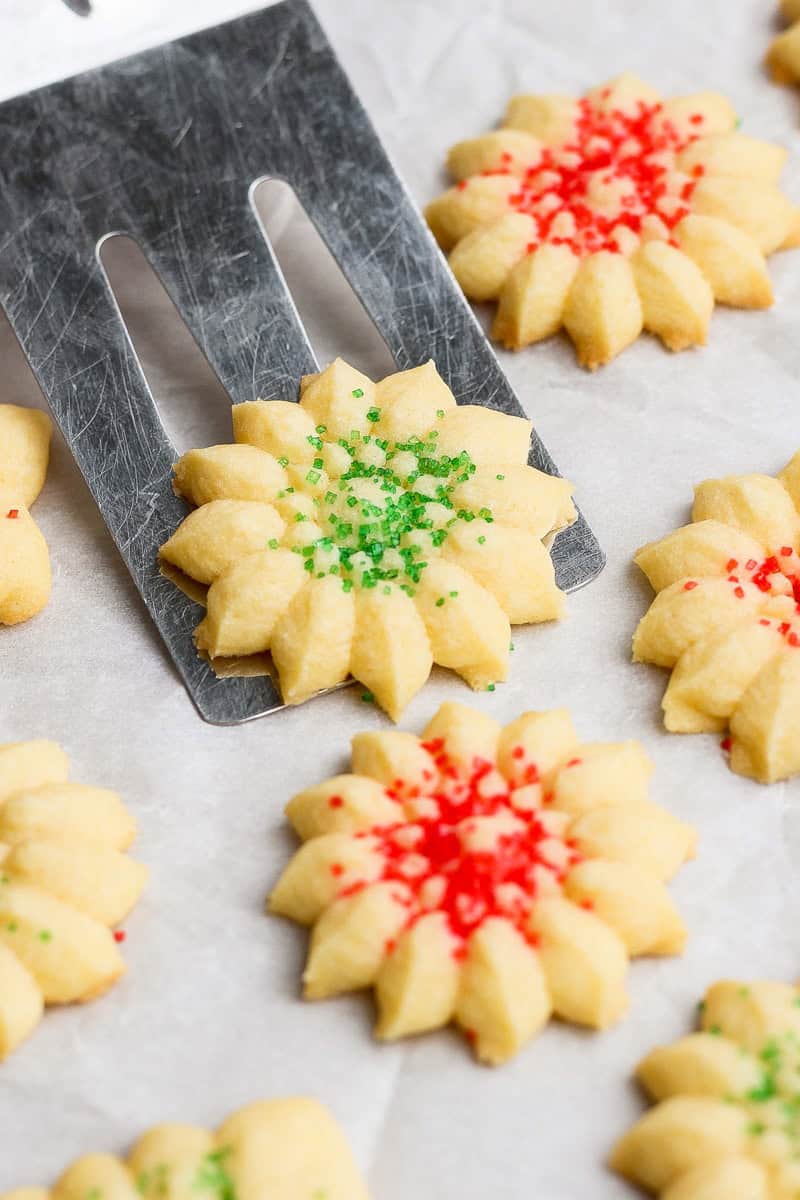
98 233 233 453
252 177 397 382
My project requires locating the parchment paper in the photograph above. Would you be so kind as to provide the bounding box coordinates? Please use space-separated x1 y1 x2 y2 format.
2 1 800 1195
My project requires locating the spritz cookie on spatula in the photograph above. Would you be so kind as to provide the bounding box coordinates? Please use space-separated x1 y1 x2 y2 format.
160 359 576 719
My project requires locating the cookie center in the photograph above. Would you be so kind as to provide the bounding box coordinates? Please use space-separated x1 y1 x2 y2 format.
280 423 495 595
344 741 581 954
506 96 704 257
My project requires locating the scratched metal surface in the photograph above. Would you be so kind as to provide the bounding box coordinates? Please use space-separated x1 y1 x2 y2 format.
0 0 604 724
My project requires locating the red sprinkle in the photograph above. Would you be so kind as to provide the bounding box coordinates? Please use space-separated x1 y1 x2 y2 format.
328 795 344 809
683 580 699 591
781 546 794 557
720 737 732 753
579 899 594 911
114 931 126 943
332 747 579 954
456 180 467 191
733 586 745 599
496 96 704 258
565 758 583 768
725 559 739 572
5 509 18 519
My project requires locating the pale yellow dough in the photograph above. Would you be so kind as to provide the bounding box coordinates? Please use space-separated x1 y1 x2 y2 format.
426 73 799 369
767 0 800 87
0 1098 369 1200
612 978 800 1199
0 405 53 625
0 740 147 1061
160 358 576 719
268 701 695 1066
633 451 800 783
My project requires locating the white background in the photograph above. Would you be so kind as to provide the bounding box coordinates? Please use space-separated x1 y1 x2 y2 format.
1 1 800 1196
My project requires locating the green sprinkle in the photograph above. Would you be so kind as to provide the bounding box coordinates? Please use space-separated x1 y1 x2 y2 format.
38 930 53 943
278 456 289 467
352 388 364 398
747 1121 766 1137
477 535 486 544
366 407 381 423
193 1148 236 1200
325 490 336 504
306 469 321 484
136 1166 170 1198
436 408 445 418
294 513 308 522
709 1024 722 1036
342 578 353 593
449 590 458 598
509 641 515 651
496 473 505 480
361 691 374 703
316 424 327 434
435 597 445 607
268 538 279 549
486 683 496 692
6 921 18 932
313 457 323 470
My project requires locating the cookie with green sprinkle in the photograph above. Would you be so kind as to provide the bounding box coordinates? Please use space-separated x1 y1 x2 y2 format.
161 357 576 719
0 1099 369 1200
612 978 800 1197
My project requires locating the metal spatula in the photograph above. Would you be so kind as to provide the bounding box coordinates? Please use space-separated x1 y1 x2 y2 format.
0 0 604 724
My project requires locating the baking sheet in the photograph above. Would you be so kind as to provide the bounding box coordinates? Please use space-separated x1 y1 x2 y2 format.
2 0 800 1194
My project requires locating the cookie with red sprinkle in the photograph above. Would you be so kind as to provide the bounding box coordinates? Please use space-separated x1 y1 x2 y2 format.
268 702 695 1065
612 978 800 1198
0 404 52 625
426 73 800 369
633 451 800 783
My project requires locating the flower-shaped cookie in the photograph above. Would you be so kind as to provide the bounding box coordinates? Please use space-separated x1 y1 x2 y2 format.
0 1098 370 1200
633 451 800 784
426 73 799 369
268 702 695 1065
0 404 52 625
0 739 147 1060
160 358 576 719
612 979 800 1198
767 0 800 88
